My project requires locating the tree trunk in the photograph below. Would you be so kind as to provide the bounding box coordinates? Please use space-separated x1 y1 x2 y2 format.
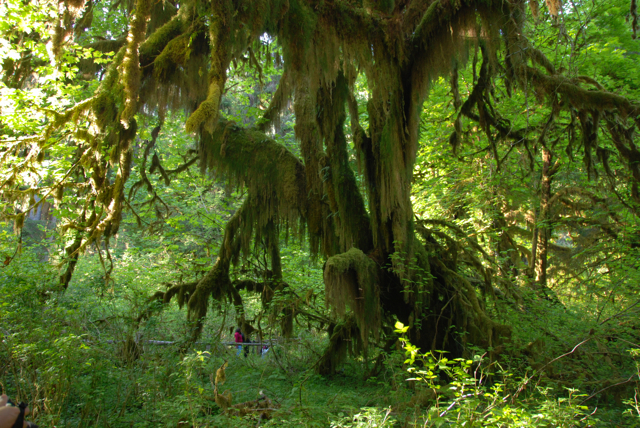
534 146 558 297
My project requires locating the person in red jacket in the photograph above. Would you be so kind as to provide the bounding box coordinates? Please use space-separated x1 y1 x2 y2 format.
234 328 243 356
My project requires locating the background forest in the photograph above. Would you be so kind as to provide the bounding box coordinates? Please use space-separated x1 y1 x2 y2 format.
1 0 640 426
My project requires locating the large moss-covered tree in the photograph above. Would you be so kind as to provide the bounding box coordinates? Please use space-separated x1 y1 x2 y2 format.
3 0 640 373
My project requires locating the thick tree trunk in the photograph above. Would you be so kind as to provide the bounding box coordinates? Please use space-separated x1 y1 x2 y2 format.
317 73 373 254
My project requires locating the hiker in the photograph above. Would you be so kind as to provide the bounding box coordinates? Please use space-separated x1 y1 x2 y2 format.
0 395 38 428
234 328 243 356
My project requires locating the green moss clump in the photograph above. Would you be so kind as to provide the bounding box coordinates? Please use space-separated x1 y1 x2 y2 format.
324 247 380 347
92 93 118 130
185 82 222 133
139 13 187 62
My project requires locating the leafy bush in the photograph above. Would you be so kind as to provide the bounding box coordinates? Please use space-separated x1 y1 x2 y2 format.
388 322 598 427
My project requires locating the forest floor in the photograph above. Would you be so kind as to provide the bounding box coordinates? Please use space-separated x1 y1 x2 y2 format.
1 251 639 427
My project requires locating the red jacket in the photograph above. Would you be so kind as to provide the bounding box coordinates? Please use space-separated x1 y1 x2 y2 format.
234 331 243 343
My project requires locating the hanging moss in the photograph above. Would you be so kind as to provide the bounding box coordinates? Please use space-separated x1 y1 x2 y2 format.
147 0 178 35
257 69 292 133
154 117 312 344
545 0 561 17
52 0 88 62
153 33 191 81
183 257 232 340
316 320 359 375
324 248 380 347
199 120 308 236
279 0 317 71
171 199 253 344
163 281 198 307
13 212 25 236
293 80 339 258
317 73 373 253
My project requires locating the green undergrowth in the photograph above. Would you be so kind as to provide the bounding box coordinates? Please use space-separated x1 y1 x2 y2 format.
1 243 639 427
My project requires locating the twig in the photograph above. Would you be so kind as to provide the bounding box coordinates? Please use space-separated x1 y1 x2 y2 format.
432 294 455 350
539 339 590 372
599 298 640 325
513 338 590 401
579 375 637 404
123 198 148 226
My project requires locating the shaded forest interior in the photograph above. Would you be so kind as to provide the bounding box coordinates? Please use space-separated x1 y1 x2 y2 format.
1 0 640 426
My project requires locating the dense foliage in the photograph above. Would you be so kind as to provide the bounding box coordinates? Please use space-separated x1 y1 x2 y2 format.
2 0 640 426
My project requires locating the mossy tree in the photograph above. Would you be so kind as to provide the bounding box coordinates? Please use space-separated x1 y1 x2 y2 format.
2 0 640 373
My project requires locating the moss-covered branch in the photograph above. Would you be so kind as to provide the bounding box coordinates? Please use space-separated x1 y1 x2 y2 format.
185 1 232 133
120 0 153 126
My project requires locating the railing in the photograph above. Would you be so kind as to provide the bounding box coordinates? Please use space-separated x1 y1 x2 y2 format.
103 339 280 346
